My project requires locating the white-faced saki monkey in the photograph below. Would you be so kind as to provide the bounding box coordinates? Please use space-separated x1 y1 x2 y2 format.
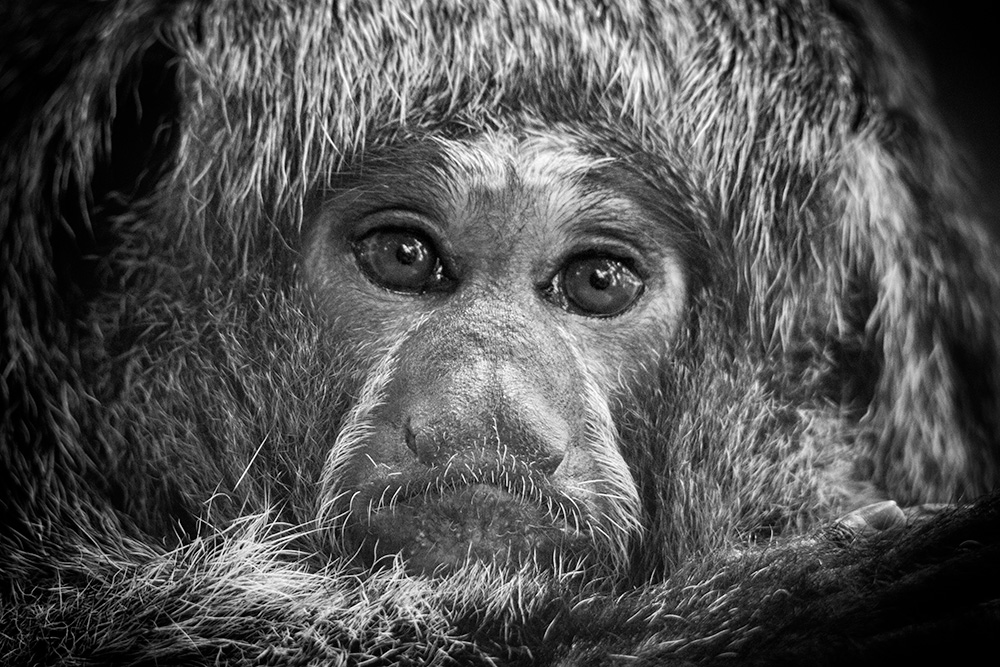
2 1 998 664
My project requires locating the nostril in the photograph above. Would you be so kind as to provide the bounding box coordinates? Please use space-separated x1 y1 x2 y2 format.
519 414 570 477
494 408 571 477
536 449 565 476
404 418 419 457
404 416 440 466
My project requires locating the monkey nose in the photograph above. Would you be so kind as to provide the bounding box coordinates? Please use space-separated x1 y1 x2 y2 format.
402 410 569 475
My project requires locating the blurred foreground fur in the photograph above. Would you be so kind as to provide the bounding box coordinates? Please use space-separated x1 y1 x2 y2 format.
2 0 999 664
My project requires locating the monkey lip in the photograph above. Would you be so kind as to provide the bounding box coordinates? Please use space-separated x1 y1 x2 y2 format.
349 481 590 574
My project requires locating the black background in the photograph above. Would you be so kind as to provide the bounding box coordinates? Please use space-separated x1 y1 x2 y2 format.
909 1 999 236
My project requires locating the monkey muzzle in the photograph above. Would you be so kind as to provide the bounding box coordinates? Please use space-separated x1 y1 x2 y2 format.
330 304 634 575
346 477 591 575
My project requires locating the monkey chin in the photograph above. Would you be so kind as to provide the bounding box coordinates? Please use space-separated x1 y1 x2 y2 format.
349 484 590 576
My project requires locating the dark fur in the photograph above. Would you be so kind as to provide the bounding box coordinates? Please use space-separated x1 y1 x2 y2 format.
2 0 998 664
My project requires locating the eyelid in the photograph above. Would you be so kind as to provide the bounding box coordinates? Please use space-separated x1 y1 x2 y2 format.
568 209 668 257
554 244 649 283
349 208 443 243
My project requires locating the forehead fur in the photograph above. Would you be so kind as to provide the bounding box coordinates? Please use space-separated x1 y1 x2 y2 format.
181 0 894 294
427 133 618 210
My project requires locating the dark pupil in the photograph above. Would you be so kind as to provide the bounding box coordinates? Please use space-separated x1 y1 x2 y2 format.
589 268 613 290
396 241 421 265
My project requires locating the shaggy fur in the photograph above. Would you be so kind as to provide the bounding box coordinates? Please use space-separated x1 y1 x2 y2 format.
2 0 999 664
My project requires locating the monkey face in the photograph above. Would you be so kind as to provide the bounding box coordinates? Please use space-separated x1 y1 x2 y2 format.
304 132 688 575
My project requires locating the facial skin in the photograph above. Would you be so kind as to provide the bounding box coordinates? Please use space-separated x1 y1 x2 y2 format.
304 131 688 576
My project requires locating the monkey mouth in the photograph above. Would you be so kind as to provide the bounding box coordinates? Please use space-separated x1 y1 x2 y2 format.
346 480 591 575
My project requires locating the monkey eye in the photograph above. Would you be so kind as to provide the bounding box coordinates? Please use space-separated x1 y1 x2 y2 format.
353 228 446 292
559 256 644 317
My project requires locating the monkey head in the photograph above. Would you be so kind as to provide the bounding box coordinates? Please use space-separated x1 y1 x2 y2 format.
304 132 689 575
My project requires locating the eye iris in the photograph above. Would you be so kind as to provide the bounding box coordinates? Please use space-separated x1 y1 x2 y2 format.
355 229 437 291
563 257 643 317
